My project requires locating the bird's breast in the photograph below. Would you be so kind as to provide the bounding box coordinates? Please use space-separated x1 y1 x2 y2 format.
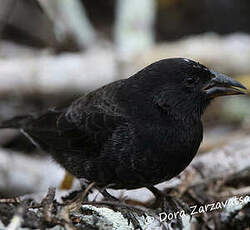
131 120 203 184
136 119 202 154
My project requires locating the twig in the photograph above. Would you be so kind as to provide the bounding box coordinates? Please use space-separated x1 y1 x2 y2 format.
58 182 96 230
214 186 250 198
41 187 56 222
0 197 21 204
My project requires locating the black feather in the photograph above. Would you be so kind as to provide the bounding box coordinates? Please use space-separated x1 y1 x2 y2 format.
0 58 244 189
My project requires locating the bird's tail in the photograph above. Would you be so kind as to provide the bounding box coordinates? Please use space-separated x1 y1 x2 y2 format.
0 115 34 129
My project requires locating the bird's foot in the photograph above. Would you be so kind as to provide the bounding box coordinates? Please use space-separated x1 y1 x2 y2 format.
95 188 144 229
148 186 189 211
100 188 120 202
147 186 190 228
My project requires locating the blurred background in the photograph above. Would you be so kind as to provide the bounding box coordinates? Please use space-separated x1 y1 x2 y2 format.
0 0 250 198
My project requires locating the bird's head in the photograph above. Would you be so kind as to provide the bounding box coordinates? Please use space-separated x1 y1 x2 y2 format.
131 58 247 121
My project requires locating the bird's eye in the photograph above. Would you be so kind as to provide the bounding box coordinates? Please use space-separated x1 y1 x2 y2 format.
186 77 196 84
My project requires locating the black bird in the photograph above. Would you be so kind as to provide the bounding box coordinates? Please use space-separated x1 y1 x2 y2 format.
0 58 246 204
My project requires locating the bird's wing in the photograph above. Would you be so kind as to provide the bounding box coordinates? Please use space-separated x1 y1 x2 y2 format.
63 81 125 131
22 80 128 156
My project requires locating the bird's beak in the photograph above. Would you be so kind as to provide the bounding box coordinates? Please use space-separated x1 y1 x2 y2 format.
203 70 247 98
